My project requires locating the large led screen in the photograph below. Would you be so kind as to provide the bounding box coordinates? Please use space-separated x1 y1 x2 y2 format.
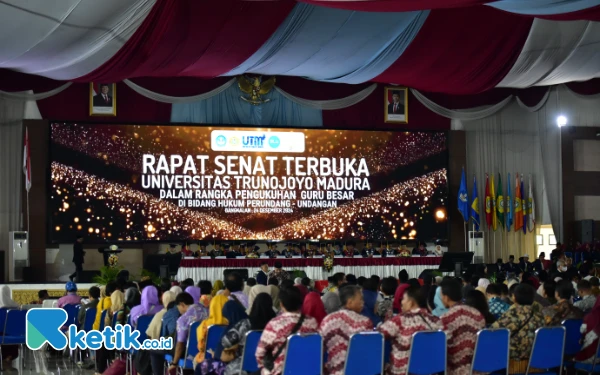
49 123 448 243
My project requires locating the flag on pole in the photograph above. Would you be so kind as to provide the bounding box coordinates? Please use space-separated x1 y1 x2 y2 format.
484 174 492 229
521 175 526 234
506 173 513 231
23 127 31 192
496 173 504 229
490 174 497 231
471 176 480 231
458 168 469 222
515 174 523 231
528 175 535 232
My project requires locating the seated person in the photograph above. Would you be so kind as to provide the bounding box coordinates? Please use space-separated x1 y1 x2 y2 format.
343 241 360 257
491 284 545 374
486 283 510 319
361 242 376 258
503 255 521 275
412 241 428 256
379 285 442 375
167 292 208 373
439 278 485 375
320 285 373 375
194 241 208 257
57 281 82 308
77 286 100 325
256 287 318 375
575 279 597 314
575 298 600 364
34 289 49 305
542 280 583 326
518 254 533 273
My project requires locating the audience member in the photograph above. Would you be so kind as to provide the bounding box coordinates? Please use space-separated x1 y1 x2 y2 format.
267 262 291 286
256 287 318 375
320 285 374 375
345 274 357 285
195 295 229 365
212 280 224 296
160 278 172 293
322 289 342 314
223 293 276 375
465 290 495 326
57 281 82 308
78 286 100 325
130 285 160 327
439 278 485 375
94 282 116 373
35 290 49 304
361 278 381 326
379 285 442 375
106 289 126 327
575 298 600 364
543 280 583 326
180 278 195 291
168 292 208 373
378 277 397 322
244 278 256 296
575 280 597 314
491 284 545 374
226 272 249 308
302 292 327 325
247 285 270 314
125 287 141 309
267 277 281 311
486 284 510 319
541 280 557 305
393 270 410 313
432 287 448 317
461 274 475 297
475 278 490 295
357 276 367 287
198 280 213 308
499 283 511 305
301 277 312 291
147 290 175 339
591 277 600 296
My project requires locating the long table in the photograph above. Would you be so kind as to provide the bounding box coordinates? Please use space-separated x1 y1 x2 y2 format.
176 257 442 281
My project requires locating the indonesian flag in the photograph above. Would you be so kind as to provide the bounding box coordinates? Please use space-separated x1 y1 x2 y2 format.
23 127 31 192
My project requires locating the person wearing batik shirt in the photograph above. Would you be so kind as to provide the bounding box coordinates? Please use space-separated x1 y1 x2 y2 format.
542 280 583 326
491 284 546 374
486 284 510 319
379 285 442 375
320 285 374 375
377 277 398 323
168 292 208 372
575 297 600 364
575 280 597 314
267 262 291 287
439 279 485 375
256 286 318 375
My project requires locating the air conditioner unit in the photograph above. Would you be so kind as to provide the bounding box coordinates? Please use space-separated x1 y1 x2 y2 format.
8 231 28 282
469 231 485 264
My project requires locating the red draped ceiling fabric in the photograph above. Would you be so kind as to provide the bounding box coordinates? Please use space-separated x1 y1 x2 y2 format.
375 6 533 94
76 0 296 82
299 0 491 12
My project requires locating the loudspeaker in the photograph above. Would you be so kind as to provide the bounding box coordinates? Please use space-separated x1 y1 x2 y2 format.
223 269 249 281
77 270 101 283
575 220 595 243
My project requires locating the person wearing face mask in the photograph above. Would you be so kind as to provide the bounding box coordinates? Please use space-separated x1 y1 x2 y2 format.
320 285 374 375
379 286 442 375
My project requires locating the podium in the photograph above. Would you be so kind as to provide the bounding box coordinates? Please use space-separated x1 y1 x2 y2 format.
98 245 123 267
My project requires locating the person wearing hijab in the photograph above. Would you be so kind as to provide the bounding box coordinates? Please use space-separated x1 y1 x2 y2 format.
148 290 177 375
195 295 229 365
247 285 270 314
0 286 18 309
94 282 116 373
161 290 182 338
130 285 161 327
170 285 183 295
294 277 302 286
576 297 600 363
186 286 202 305
267 279 280 311
199 280 213 308
57 281 81 308
212 280 224 297
223 294 276 375
302 292 327 325
125 287 141 310
476 278 491 295
106 289 126 327
432 287 449 317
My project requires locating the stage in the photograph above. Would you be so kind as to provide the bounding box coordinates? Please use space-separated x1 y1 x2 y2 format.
176 256 442 281
7 283 95 305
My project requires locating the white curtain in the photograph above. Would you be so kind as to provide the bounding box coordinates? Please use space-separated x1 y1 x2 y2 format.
0 93 41 257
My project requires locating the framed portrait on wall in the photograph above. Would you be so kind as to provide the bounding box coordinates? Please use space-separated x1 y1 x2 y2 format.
89 83 116 116
384 86 408 124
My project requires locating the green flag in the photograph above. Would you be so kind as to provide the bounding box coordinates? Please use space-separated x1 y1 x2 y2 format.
496 173 505 228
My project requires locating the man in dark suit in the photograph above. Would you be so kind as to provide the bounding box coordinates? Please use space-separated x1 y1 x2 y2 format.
387 90 404 114
256 262 269 285
93 84 113 107
70 235 85 281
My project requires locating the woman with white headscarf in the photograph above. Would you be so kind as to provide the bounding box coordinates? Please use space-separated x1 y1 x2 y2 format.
476 278 491 294
246 285 270 314
0 286 18 308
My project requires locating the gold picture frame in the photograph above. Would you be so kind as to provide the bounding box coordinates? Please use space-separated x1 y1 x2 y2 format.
384 86 408 124
89 82 116 116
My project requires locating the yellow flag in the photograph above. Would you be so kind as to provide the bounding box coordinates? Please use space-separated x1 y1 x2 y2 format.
490 174 497 231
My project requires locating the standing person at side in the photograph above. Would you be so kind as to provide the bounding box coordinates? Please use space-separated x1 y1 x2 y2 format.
69 235 85 281
320 285 374 375
255 287 318 375
257 262 269 286
439 278 485 375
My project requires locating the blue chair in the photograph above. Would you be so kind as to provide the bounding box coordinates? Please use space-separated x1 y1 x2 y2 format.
574 334 600 374
0 308 9 334
282 333 323 375
471 328 510 375
526 326 566 375
1 310 27 372
99 309 108 331
63 304 79 327
241 330 262 374
83 307 96 332
407 330 446 375
344 332 384 375
205 324 227 360
126 314 154 372
562 319 583 357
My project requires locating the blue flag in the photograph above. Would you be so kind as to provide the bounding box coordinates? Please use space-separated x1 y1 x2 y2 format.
470 176 480 231
458 168 469 222
506 172 513 231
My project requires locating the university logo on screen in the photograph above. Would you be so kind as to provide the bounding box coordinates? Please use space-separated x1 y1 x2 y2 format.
211 130 304 153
